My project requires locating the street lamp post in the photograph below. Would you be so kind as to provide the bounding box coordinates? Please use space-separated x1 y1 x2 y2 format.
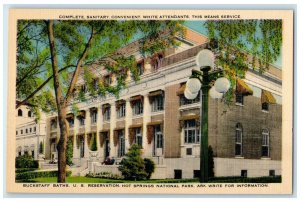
184 49 230 183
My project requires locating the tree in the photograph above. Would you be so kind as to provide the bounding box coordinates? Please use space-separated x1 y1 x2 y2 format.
16 20 184 182
118 144 148 180
39 141 44 154
205 20 282 102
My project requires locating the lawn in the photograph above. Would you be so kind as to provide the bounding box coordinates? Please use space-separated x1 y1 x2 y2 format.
18 176 281 183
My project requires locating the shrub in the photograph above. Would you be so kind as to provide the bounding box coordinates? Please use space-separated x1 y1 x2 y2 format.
16 168 38 173
118 144 148 180
16 170 72 181
15 154 39 169
144 158 155 179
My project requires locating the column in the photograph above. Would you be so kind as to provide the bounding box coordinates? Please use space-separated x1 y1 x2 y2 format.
143 94 152 157
110 103 116 157
84 110 90 158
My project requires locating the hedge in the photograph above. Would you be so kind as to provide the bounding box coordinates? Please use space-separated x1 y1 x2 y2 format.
209 176 281 183
15 155 39 169
16 168 38 173
16 170 72 181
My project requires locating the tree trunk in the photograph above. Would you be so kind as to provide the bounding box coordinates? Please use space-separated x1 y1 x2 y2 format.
57 108 69 183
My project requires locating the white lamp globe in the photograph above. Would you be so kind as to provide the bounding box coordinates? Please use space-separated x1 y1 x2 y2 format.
214 77 231 93
184 88 198 100
196 49 215 68
186 78 202 94
209 86 223 99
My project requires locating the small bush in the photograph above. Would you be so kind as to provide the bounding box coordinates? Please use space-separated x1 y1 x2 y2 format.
16 170 72 181
86 172 122 180
66 139 73 166
15 154 39 169
144 158 155 179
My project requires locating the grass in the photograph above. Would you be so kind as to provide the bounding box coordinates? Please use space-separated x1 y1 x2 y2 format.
18 176 281 183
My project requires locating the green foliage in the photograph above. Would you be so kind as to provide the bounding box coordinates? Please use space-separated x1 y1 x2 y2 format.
15 154 39 169
208 145 215 178
16 170 72 181
144 158 155 180
205 20 282 104
90 134 97 151
85 172 122 180
66 139 73 166
16 168 38 173
39 141 44 154
118 144 148 180
209 176 281 183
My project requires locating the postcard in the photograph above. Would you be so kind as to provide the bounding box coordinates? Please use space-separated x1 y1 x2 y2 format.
6 9 293 194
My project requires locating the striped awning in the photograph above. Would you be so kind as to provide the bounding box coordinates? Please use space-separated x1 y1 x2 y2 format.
147 121 163 126
176 84 186 95
129 124 143 129
179 114 199 121
130 95 143 102
236 79 253 96
149 90 164 97
66 113 74 119
76 110 86 118
261 90 276 104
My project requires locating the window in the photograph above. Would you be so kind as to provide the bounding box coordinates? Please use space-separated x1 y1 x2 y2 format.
137 61 144 76
104 75 112 87
67 118 74 128
103 107 111 121
21 130 23 134
51 120 57 130
262 102 269 111
154 125 163 149
184 120 200 144
118 130 125 157
193 170 201 178
132 100 143 115
186 148 192 155
28 111 32 117
30 128 32 133
26 129 28 133
235 123 243 156
134 128 143 147
18 109 23 117
31 150 34 157
151 95 164 112
152 54 164 71
174 169 182 179
91 110 97 124
236 94 244 105
33 127 36 132
16 131 18 135
81 84 87 94
117 103 126 118
92 78 99 90
262 129 270 157
79 117 85 126
241 170 247 177
180 93 200 106
269 170 275 177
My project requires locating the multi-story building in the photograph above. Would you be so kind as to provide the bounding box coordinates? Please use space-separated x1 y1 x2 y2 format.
16 102 47 160
43 28 282 179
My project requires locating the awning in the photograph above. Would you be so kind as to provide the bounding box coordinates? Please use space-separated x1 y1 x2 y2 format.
130 95 143 102
236 79 253 96
90 107 98 112
114 127 125 131
179 114 199 121
148 90 164 97
99 129 109 133
176 84 186 96
102 103 110 114
129 124 143 129
147 121 163 126
66 113 74 119
76 110 86 118
116 99 126 108
261 90 276 104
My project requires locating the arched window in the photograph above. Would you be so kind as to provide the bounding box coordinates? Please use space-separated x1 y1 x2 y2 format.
235 123 243 156
28 111 32 117
262 129 270 157
18 109 23 117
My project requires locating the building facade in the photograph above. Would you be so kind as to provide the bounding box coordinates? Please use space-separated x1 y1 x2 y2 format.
16 103 47 160
30 29 282 179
